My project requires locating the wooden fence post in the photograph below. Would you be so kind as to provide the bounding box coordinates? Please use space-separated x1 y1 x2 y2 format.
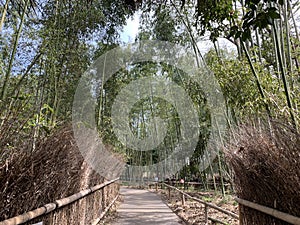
168 187 171 199
204 204 208 225
181 193 185 207
239 204 243 225
102 186 106 210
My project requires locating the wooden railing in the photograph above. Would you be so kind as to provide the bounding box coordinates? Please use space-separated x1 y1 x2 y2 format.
153 182 238 224
151 182 300 225
0 178 120 225
236 198 300 225
147 180 230 190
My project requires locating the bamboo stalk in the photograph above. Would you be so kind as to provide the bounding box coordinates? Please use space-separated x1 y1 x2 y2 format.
284 0 293 76
272 19 297 130
0 0 10 32
216 120 226 196
0 0 30 100
271 25 281 76
169 0 203 67
241 41 271 117
97 52 107 128
279 6 287 74
289 1 299 42
236 198 300 225
255 29 262 63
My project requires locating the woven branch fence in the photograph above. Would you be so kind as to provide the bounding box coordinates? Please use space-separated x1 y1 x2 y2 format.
0 178 120 225
225 121 300 224
236 198 300 225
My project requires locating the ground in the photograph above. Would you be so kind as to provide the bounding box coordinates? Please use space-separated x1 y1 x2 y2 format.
157 188 239 225
101 186 239 225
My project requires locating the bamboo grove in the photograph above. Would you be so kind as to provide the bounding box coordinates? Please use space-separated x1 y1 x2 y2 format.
0 0 299 191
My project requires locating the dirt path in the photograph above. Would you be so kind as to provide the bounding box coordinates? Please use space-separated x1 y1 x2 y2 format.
110 187 184 225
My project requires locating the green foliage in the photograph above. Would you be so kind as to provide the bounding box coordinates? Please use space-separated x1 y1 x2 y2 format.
1 0 299 186
206 49 261 117
26 104 54 133
0 0 134 155
238 2 282 41
195 0 233 41
205 48 295 121
97 60 211 167
138 1 192 44
153 8 176 41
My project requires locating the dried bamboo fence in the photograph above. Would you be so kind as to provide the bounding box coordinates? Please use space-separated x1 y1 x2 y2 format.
226 121 300 224
236 198 300 225
0 178 120 225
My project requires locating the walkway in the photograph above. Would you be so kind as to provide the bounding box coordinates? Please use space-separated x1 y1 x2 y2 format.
111 187 183 225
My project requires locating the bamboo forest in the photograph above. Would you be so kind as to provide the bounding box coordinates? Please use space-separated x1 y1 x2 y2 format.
0 0 299 224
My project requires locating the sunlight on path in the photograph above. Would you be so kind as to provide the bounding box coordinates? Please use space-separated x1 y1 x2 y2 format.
111 188 183 225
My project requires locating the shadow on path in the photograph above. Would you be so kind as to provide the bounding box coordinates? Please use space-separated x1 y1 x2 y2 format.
111 187 183 225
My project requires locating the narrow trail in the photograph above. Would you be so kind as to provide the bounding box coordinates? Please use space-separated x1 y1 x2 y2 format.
111 187 184 225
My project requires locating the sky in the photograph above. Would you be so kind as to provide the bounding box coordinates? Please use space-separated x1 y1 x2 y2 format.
119 12 237 55
119 13 140 43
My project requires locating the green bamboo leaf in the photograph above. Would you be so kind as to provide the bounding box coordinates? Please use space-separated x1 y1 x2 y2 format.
268 8 280 19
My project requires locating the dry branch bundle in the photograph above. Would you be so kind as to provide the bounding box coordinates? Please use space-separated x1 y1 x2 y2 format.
225 121 300 225
0 125 114 221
